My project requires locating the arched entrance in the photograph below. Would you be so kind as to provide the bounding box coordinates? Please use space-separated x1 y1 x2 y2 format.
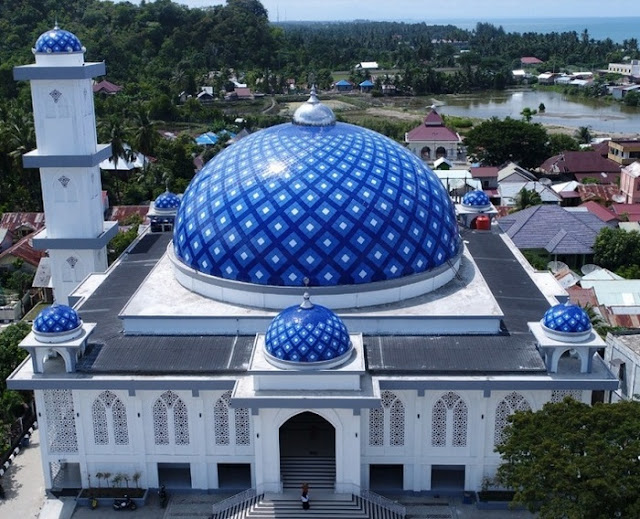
279 412 336 491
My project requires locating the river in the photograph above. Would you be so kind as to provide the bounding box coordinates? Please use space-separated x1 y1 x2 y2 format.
434 89 640 136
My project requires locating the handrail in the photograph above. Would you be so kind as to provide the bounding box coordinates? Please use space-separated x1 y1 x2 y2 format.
358 488 406 518
211 488 257 518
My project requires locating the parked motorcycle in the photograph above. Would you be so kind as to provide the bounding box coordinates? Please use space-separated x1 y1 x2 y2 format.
113 496 137 511
159 485 168 508
90 496 98 510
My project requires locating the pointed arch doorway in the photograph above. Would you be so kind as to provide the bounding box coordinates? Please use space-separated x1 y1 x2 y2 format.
279 412 336 491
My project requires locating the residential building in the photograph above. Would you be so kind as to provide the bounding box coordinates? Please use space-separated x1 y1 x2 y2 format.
405 108 465 164
620 161 640 204
497 204 610 267
607 60 640 76
608 139 640 166
540 151 620 183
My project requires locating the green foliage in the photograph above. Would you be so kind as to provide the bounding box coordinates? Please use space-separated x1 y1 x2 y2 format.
107 226 140 265
575 125 592 144
513 188 543 211
520 107 537 122
464 117 550 168
522 250 548 270
617 264 640 279
497 399 640 519
0 322 30 391
623 90 640 107
594 228 640 271
548 133 579 156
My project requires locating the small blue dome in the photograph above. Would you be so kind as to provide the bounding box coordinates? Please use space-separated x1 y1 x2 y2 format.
542 303 592 334
265 297 352 364
462 190 490 207
33 304 81 334
155 192 181 210
34 27 83 54
174 119 460 288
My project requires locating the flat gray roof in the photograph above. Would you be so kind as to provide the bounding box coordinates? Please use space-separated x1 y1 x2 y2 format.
75 229 550 376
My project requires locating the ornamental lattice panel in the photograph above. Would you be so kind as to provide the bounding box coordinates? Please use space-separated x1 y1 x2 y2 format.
214 391 251 446
369 390 405 446
494 392 531 446
43 389 78 453
92 391 129 446
431 392 468 447
153 391 189 445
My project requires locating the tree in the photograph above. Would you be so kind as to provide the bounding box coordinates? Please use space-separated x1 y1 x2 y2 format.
496 399 640 519
538 102 546 112
0 322 30 391
513 187 542 211
520 107 537 122
594 228 640 271
548 133 579 156
575 125 592 144
463 117 550 169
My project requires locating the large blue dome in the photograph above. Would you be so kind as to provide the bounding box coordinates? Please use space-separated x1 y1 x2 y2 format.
265 297 352 365
173 118 460 288
33 304 81 334
542 303 592 334
34 27 83 54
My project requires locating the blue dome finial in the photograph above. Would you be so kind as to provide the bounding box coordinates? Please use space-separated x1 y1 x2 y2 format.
541 302 592 341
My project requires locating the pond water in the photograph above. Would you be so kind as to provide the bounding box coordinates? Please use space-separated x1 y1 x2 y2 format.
434 89 640 135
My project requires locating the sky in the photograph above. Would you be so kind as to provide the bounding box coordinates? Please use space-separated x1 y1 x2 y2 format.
174 0 640 21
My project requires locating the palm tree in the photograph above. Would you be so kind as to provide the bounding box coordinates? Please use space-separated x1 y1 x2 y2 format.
100 117 135 204
95 472 104 488
129 108 158 158
575 126 592 145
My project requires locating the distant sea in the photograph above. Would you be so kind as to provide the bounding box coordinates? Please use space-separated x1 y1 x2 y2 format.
427 17 640 44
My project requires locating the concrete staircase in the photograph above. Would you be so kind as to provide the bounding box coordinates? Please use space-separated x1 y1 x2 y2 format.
215 493 404 519
280 456 335 491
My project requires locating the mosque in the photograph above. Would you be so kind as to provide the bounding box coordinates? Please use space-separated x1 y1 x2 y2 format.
8 27 618 500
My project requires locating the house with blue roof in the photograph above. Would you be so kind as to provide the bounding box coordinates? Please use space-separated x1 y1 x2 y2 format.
334 79 353 92
359 79 374 92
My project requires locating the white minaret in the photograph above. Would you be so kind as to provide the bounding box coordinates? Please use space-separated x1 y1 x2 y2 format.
14 26 117 304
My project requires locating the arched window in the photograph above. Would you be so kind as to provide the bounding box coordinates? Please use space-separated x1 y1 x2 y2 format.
420 146 431 160
431 392 468 447
91 391 129 446
550 390 582 403
214 391 251 446
436 146 447 158
153 391 189 446
368 390 405 446
494 392 531 446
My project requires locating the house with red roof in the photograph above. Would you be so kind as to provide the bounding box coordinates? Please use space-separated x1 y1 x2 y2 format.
92 79 123 95
611 203 640 222
521 56 543 66
405 108 465 164
539 151 620 183
579 201 619 223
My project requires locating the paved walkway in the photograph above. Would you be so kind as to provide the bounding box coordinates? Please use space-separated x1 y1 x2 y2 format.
0 429 47 518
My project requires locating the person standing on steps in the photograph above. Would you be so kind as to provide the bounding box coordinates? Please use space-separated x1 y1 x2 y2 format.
301 482 310 510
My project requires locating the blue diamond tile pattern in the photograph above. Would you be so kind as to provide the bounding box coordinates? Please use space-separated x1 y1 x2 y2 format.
174 122 460 287
462 190 490 207
265 304 352 363
33 305 81 333
155 192 181 210
542 304 592 333
35 28 83 53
